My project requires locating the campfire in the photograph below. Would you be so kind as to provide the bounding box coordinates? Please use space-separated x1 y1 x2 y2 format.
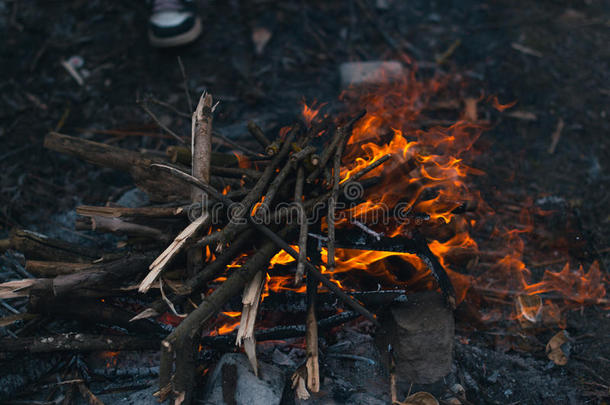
0 62 607 404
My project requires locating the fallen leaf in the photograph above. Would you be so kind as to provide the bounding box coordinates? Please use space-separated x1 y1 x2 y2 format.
396 391 439 405
548 118 564 154
546 330 571 366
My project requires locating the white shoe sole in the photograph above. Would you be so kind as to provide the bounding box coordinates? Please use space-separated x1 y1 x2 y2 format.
149 17 202 48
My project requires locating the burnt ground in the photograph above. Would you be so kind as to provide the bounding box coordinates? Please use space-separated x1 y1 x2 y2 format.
0 0 609 404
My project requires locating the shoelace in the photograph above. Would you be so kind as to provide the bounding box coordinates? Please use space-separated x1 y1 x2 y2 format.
153 0 184 12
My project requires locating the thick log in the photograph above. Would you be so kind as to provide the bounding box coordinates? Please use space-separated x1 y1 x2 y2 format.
167 146 240 167
25 260 90 277
76 205 186 219
10 229 103 262
44 132 187 201
1 253 157 299
29 296 166 335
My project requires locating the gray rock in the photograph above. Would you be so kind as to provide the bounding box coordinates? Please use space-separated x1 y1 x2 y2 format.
117 188 150 208
202 353 285 405
376 291 454 384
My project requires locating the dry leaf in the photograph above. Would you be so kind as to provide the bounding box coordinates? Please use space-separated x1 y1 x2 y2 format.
396 391 439 405
546 330 571 366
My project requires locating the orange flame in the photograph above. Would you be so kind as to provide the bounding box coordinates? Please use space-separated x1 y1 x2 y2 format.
301 99 326 127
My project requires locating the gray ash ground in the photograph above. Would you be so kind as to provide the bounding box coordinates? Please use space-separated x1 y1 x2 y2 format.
1 0 609 404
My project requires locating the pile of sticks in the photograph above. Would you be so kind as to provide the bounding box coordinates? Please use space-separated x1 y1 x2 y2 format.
0 92 460 404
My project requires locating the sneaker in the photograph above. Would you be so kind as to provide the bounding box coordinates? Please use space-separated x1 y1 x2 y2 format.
148 0 202 47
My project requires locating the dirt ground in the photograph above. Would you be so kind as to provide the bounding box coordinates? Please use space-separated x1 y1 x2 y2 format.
1 0 609 404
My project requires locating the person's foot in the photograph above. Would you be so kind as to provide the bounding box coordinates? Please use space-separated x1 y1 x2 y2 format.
148 0 202 47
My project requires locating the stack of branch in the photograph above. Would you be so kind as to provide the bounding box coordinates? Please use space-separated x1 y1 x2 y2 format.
0 92 398 404
0 89 473 404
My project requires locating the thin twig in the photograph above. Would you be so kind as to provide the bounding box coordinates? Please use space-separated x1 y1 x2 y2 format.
139 102 186 144
177 56 193 113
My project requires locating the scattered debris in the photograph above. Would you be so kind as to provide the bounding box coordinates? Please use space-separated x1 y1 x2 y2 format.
61 58 85 86
548 117 565 154
435 39 461 65
511 42 543 58
505 110 538 121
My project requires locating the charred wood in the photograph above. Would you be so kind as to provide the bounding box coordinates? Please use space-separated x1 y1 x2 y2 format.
0 333 160 353
28 296 166 336
200 311 360 348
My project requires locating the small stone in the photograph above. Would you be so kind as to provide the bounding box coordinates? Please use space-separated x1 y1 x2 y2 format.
339 61 404 88
202 353 284 405
450 383 465 395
